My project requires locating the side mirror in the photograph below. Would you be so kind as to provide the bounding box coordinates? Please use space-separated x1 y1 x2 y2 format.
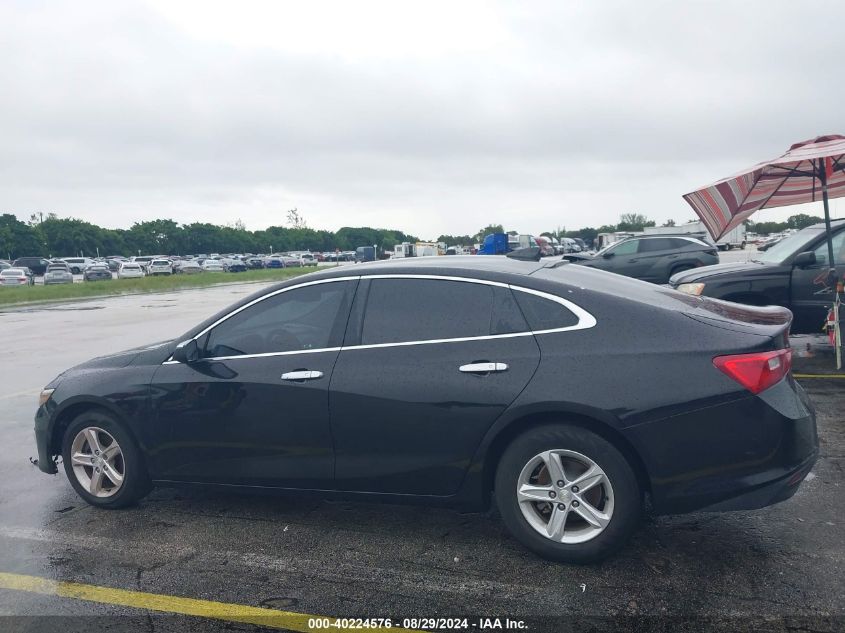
793 251 817 268
602 251 614 259
172 339 199 364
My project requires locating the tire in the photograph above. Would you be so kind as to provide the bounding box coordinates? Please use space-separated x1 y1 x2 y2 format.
61 409 152 509
494 424 641 564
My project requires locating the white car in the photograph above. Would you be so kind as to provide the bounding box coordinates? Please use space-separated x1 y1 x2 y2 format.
0 268 33 286
201 259 224 272
61 257 95 274
147 259 173 276
118 262 145 279
174 260 202 274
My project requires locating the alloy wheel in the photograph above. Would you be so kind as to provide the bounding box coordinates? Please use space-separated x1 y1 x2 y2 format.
516 449 614 544
69 427 125 498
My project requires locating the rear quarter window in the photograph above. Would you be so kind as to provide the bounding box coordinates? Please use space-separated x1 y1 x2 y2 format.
513 290 580 331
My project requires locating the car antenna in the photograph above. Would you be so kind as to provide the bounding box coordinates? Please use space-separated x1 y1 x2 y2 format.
506 247 542 262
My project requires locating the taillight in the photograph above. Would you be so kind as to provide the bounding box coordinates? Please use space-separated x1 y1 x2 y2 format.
713 349 792 394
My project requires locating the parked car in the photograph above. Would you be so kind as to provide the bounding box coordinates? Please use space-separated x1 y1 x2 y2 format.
0 268 35 286
12 257 50 276
224 258 249 273
131 256 155 272
568 235 719 284
34 256 817 563
299 253 319 267
105 257 128 272
117 262 145 279
354 246 376 263
201 259 224 272
83 264 113 282
757 236 784 252
280 254 305 267
174 260 203 274
245 256 265 269
671 219 845 334
43 263 74 285
147 259 173 276
264 256 285 269
61 257 95 275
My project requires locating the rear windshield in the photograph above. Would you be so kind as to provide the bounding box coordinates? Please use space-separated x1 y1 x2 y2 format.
2 269 24 276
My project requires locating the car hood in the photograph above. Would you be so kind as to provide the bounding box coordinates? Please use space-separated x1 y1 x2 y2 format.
57 339 177 378
563 253 596 263
669 260 780 285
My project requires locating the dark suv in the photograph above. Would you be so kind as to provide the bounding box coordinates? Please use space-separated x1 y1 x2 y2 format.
568 235 718 284
670 219 845 334
12 257 50 276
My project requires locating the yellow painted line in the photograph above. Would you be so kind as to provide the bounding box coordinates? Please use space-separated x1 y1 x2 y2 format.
793 373 845 379
0 572 417 632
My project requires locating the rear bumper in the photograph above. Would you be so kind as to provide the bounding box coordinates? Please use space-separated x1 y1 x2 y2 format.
627 377 818 515
696 449 817 511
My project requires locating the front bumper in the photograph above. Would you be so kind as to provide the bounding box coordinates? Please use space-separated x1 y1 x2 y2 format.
34 403 58 474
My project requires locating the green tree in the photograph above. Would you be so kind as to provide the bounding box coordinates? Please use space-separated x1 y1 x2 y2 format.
616 213 655 232
787 214 824 230
474 224 505 242
0 213 44 259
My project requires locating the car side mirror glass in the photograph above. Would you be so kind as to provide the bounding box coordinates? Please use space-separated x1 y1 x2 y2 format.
172 339 199 363
793 251 817 268
602 251 614 258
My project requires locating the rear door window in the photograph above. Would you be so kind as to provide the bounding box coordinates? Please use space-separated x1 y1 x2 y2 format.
638 238 675 253
361 279 497 345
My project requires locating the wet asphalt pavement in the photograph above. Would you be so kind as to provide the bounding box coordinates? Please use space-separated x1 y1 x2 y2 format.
0 281 843 633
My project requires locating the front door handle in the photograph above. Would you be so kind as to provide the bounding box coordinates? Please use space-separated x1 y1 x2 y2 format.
459 362 508 374
281 370 324 381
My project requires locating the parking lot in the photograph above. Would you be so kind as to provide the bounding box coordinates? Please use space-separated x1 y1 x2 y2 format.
0 273 842 632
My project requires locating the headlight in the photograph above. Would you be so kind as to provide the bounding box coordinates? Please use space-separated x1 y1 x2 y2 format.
676 282 705 296
38 388 55 407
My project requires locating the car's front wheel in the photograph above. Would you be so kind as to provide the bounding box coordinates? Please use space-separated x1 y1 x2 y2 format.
61 410 152 508
495 424 641 564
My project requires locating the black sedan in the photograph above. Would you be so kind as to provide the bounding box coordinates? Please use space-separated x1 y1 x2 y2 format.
34 257 817 563
567 235 719 284
671 219 845 334
83 264 113 282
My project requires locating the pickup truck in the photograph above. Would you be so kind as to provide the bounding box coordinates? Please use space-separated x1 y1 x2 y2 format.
670 219 845 334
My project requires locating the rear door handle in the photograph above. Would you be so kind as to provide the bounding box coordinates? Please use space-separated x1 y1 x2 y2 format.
459 362 508 374
281 370 324 381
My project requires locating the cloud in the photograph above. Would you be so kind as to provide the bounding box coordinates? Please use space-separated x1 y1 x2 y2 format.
1 0 843 238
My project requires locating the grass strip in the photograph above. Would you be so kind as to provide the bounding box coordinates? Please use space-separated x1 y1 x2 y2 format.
0 268 314 308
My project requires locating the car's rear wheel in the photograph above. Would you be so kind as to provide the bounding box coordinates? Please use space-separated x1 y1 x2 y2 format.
61 410 152 508
495 424 641 563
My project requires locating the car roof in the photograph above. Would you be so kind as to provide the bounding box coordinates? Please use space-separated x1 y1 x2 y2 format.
312 255 546 280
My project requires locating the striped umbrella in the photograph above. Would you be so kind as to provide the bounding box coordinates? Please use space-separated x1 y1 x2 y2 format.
683 134 845 269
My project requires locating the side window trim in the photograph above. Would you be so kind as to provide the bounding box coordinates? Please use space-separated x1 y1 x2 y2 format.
164 274 596 363
343 275 596 351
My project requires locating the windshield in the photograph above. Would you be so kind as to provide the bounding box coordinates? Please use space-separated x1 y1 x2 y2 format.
754 228 825 264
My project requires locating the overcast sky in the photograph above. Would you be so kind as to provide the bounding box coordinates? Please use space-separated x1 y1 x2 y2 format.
2 0 844 239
